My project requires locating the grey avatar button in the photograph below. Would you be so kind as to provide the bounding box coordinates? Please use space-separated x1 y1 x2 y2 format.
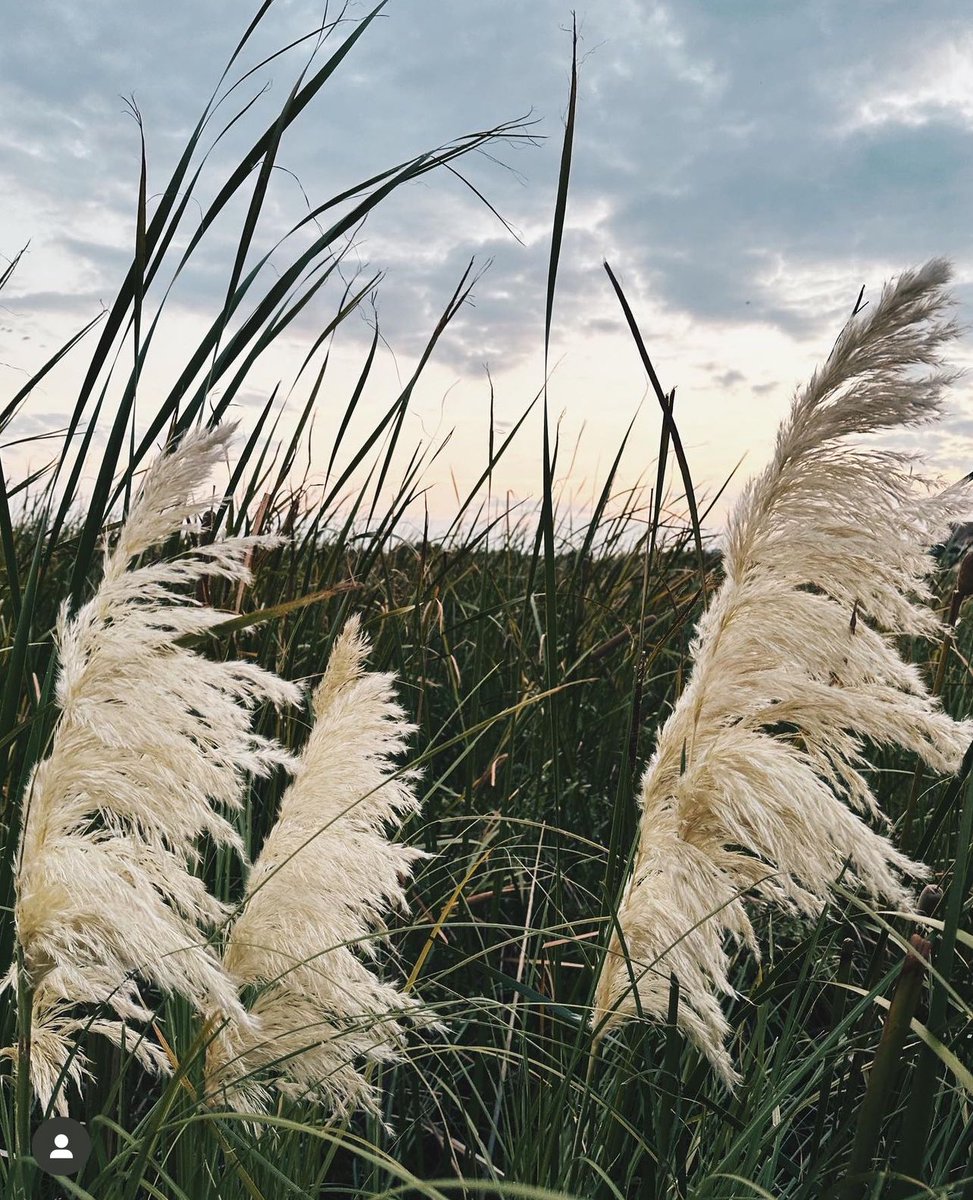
32 1117 92 1177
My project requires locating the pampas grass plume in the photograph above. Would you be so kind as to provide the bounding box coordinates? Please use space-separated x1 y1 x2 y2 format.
205 616 425 1119
593 259 973 1084
3 424 301 1112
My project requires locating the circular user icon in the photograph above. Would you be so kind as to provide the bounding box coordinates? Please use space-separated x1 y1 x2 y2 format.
31 1117 91 1177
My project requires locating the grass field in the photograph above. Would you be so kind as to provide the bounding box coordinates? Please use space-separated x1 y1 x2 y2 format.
2 6 973 1198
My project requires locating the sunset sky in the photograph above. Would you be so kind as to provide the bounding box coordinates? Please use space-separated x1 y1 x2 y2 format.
4 1 973 535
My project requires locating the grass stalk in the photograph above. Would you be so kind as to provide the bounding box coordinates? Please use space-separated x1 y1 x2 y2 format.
838 887 940 1199
12 948 33 1200
892 764 973 1188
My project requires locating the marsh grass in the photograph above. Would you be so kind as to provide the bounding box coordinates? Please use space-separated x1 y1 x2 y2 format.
2 5 973 1198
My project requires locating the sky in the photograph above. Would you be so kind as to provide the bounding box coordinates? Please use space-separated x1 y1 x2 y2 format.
4 0 973 536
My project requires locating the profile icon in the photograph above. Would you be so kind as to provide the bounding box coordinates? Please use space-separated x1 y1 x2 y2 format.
31 1117 91 1177
50 1133 73 1160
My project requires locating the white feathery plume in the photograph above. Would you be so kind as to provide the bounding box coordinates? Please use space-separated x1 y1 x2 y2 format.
2 424 301 1114
205 615 425 1119
593 259 973 1084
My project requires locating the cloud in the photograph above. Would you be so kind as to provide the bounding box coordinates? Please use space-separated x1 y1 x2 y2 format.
7 1 973 352
840 31 973 132
713 369 745 388
3 0 973 518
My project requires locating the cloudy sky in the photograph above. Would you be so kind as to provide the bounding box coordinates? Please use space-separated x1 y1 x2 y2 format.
4 0 973 533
